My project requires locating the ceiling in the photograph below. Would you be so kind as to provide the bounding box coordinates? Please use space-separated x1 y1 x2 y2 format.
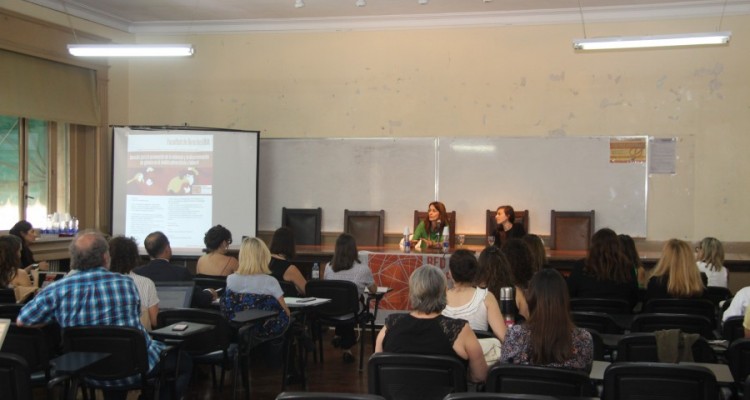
24 0 749 33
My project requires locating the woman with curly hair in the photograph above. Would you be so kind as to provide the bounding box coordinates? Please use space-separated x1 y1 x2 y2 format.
109 235 159 330
197 224 238 277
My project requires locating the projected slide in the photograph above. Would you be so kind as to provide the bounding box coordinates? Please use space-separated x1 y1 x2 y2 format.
112 127 258 256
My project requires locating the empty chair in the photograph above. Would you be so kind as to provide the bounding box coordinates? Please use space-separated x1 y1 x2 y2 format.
344 210 385 247
276 392 385 400
549 210 595 251
569 298 631 314
643 298 718 326
0 324 55 389
571 311 624 334
485 364 594 396
723 316 745 343
282 207 322 245
727 338 750 388
0 353 32 400
616 332 717 363
368 353 466 400
602 362 719 400
630 313 716 339
486 209 530 238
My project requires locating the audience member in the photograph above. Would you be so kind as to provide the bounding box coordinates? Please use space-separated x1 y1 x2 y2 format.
501 238 535 320
375 265 488 383
133 231 215 307
0 234 35 302
724 286 750 321
412 201 450 250
221 237 290 343
196 224 238 277
324 233 376 363
475 246 513 302
443 249 507 341
109 236 159 330
521 234 548 272
9 220 49 271
695 237 727 288
646 239 706 300
269 227 307 296
17 230 191 400
744 305 750 338
499 268 593 372
567 228 639 309
492 205 526 248
619 234 646 288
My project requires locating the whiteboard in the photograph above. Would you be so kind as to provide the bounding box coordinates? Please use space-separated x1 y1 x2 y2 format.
438 137 647 236
258 138 435 233
259 136 648 237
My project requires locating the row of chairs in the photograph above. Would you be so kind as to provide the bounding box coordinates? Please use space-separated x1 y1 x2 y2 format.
283 207 596 250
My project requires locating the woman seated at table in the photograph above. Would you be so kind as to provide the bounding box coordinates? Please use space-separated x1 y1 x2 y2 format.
492 206 526 248
412 201 450 250
500 268 593 372
567 228 639 309
269 227 307 296
196 224 238 277
109 235 159 330
475 245 514 302
695 237 727 288
646 239 707 300
324 233 376 363
0 235 35 302
222 237 290 343
443 249 507 341
375 264 488 383
9 220 49 272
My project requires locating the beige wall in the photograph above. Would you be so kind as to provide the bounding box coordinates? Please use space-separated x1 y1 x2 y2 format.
4 0 749 242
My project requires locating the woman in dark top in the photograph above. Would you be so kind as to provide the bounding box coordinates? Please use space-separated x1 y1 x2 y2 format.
492 205 526 248
566 228 639 309
9 220 48 271
646 239 706 300
268 227 306 296
375 264 488 383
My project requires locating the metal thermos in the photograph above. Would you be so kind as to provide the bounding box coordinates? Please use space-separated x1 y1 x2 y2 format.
499 286 517 327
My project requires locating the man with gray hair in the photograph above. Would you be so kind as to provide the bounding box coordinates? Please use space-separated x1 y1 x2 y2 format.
18 230 191 400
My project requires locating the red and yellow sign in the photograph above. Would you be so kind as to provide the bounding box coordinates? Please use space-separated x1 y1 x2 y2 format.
610 138 647 163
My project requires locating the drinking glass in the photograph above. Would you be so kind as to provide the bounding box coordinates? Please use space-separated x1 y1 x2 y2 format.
457 234 465 247
487 235 495 246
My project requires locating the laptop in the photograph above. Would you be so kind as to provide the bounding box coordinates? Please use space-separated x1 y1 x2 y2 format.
0 318 10 349
154 281 195 309
37 271 67 289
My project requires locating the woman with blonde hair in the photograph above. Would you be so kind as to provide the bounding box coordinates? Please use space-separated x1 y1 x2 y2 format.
696 237 726 288
222 237 290 340
646 239 706 300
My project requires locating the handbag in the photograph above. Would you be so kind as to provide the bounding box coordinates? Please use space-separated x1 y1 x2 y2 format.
478 337 502 364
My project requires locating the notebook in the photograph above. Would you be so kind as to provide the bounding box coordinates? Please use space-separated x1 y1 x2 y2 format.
155 281 195 309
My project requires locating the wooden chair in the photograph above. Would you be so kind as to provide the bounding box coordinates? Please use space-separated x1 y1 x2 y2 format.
549 210 595 251
282 207 322 246
486 209 529 238
344 209 385 247
413 210 457 247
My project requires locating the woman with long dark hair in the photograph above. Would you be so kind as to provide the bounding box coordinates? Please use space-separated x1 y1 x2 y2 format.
492 205 526 248
411 201 450 250
500 268 593 372
9 220 48 271
268 227 307 296
0 235 34 302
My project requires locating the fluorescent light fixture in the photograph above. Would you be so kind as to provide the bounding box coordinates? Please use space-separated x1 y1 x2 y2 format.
68 44 194 57
573 31 731 51
355 0 366 6
294 0 305 8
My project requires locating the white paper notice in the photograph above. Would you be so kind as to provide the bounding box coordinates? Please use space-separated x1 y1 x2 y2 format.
649 137 677 175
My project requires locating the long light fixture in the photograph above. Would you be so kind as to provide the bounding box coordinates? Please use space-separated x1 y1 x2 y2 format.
68 44 195 57
573 32 731 51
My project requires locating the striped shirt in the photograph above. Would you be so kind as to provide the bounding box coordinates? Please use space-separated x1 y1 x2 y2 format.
18 267 164 386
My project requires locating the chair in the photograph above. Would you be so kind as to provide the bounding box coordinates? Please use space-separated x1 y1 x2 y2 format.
583 328 606 361
413 210 457 247
572 311 624 334
549 210 595 251
723 316 745 343
0 304 23 321
156 309 237 392
305 280 373 371
0 288 16 303
367 353 466 400
629 313 716 339
569 298 631 314
643 298 718 327
0 353 32 400
0 324 54 389
616 333 717 363
344 209 385 247
62 325 167 399
602 362 719 400
486 209 530 238
727 338 750 387
485 364 594 396
193 275 227 291
282 207 322 245
276 392 386 400
705 286 732 308
444 394 597 400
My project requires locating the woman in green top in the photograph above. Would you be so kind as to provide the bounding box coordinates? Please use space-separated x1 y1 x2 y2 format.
412 201 450 249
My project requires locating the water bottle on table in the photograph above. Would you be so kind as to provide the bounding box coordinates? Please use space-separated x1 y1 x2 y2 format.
311 262 320 280
442 226 450 254
403 226 411 254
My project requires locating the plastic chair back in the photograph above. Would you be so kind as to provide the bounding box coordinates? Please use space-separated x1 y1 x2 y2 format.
602 362 718 400
0 353 32 400
368 352 466 400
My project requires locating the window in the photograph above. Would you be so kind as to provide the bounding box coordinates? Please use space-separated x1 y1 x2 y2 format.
0 115 70 230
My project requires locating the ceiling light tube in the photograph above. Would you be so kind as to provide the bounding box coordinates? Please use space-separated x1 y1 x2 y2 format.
573 31 731 51
68 44 194 57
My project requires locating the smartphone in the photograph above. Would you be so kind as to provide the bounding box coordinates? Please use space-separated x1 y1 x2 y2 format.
297 297 316 303
172 323 189 331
